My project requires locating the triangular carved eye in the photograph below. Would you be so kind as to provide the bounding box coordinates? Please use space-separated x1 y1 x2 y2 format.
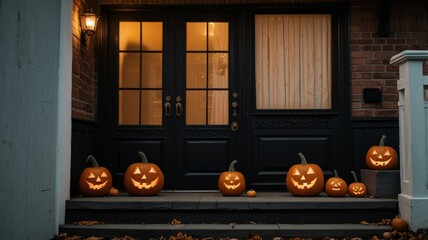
149 167 157 173
225 175 230 180
307 167 315 174
234 176 239 180
101 172 108 178
384 150 391 156
133 167 141 175
373 150 378 154
293 169 301 176
88 173 95 178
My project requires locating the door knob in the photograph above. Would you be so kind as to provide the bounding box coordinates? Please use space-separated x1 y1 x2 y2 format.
176 96 183 118
164 96 171 117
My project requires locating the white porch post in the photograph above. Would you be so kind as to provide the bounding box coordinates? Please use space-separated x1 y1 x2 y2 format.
390 50 428 231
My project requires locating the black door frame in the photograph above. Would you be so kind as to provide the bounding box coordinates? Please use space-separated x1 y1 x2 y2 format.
97 3 351 191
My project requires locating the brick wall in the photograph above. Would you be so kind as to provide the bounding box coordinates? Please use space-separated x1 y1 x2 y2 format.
350 0 428 118
72 0 428 120
72 0 98 121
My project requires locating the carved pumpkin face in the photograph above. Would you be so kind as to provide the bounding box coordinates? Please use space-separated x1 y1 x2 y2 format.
286 153 324 197
365 135 398 170
325 170 348 197
218 160 246 196
348 171 367 197
124 151 164 196
79 155 113 197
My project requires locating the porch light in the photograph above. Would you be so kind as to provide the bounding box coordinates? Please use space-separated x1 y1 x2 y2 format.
80 9 98 45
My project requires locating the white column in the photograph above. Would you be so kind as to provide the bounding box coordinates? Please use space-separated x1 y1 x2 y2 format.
390 50 428 231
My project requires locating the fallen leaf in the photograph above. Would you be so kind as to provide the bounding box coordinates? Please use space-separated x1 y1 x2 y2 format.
170 219 182 225
72 220 102 226
360 220 370 225
84 237 103 240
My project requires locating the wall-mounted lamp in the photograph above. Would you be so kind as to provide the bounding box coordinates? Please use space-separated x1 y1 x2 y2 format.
80 9 98 46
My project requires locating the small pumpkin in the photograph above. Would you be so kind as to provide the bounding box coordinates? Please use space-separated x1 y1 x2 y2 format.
286 153 324 197
124 151 164 196
365 135 398 170
391 216 407 232
325 170 348 197
79 155 113 197
246 189 257 198
109 187 119 196
218 160 246 196
348 171 367 197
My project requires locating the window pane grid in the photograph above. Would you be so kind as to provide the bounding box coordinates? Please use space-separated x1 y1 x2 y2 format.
186 22 229 126
118 21 163 126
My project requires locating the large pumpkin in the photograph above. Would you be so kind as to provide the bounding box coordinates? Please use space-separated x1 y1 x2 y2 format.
124 151 164 196
286 153 324 197
348 171 367 197
365 135 398 170
79 155 112 197
325 170 348 197
218 160 246 196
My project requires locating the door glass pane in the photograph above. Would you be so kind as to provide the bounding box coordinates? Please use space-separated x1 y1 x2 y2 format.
119 53 140 88
119 22 140 50
142 22 163 51
187 53 207 88
119 90 139 125
208 53 228 88
187 22 207 51
118 21 163 126
208 22 228 51
141 90 162 125
186 90 206 125
255 14 332 110
208 90 228 125
142 53 162 88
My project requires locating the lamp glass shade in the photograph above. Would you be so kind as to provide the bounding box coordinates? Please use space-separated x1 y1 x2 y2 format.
81 11 98 36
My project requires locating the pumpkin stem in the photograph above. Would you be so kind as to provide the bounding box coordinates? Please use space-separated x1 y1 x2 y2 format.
298 152 308 165
379 135 387 147
138 151 148 164
228 160 238 172
333 169 339 178
87 155 99 167
351 171 359 183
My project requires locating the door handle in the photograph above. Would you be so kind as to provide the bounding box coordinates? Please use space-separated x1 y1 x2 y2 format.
176 96 183 118
164 96 171 117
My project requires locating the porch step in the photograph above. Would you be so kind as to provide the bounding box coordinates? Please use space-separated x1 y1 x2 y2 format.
61 192 398 238
59 223 391 239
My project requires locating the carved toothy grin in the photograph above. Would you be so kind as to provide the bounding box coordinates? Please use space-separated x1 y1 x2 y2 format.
291 178 318 189
131 177 159 189
85 180 108 190
369 157 392 166
223 182 241 190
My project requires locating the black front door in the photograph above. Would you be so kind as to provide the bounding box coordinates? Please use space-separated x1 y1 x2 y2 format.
100 10 240 190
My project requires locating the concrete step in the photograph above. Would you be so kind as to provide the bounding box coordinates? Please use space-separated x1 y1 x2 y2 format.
65 192 398 224
59 223 391 239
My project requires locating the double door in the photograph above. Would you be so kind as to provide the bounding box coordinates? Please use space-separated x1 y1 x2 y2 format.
101 10 240 190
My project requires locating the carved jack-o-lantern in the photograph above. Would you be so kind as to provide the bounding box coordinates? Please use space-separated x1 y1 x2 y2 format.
325 170 348 197
365 135 398 170
79 155 113 197
218 160 246 196
348 171 367 197
124 151 164 196
286 153 324 197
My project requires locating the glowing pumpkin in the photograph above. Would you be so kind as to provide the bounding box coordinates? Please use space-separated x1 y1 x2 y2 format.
286 153 324 197
79 155 112 197
325 170 348 197
218 160 246 196
124 151 164 196
348 171 367 197
365 135 398 170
